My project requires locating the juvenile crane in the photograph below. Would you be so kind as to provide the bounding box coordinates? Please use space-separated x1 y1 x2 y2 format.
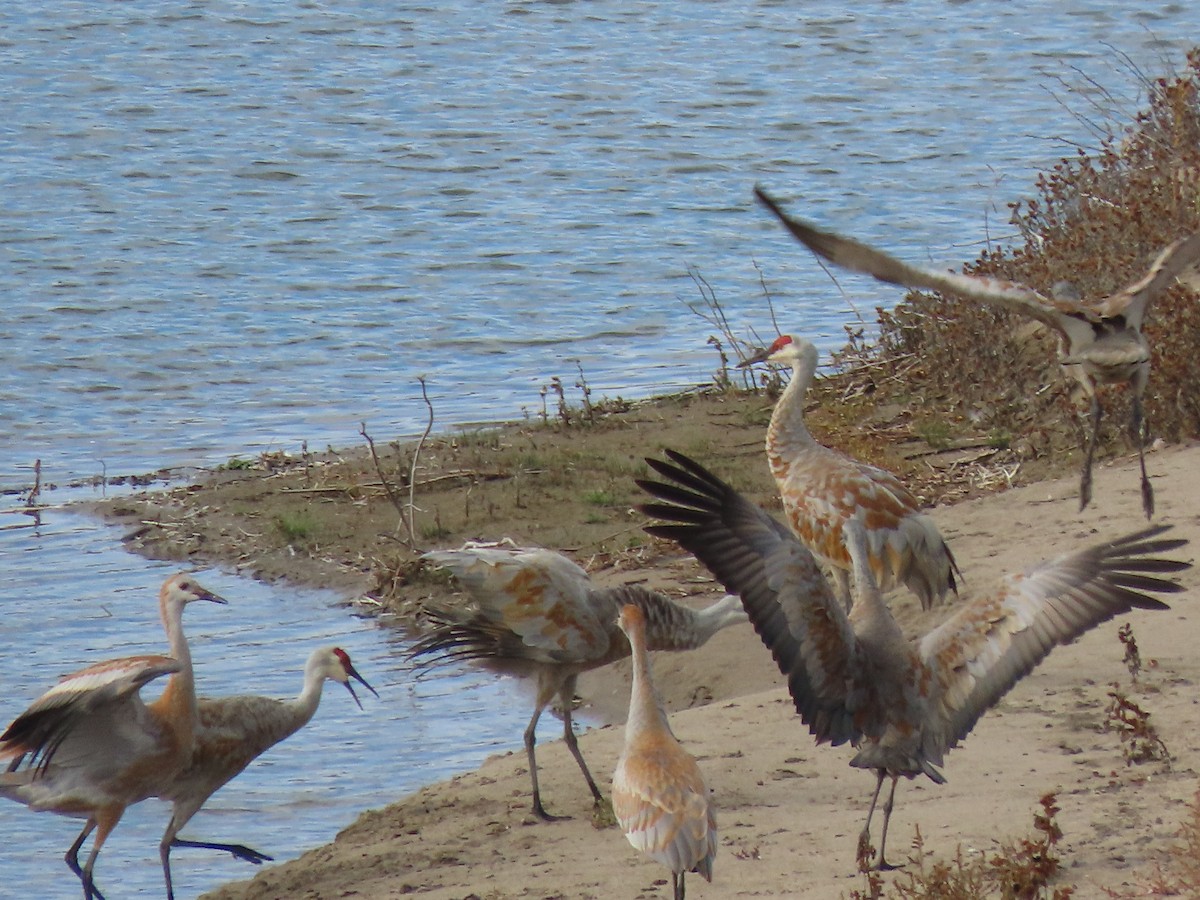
637 450 1189 869
612 603 717 900
754 185 1200 519
738 332 960 611
410 542 747 820
157 646 378 900
0 573 226 900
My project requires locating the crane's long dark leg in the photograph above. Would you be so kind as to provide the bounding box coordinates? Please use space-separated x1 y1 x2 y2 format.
76 808 119 900
65 821 105 900
161 814 180 900
1079 393 1102 512
172 837 273 864
674 870 685 899
163 823 273 900
1130 393 1154 520
874 775 902 871
857 770 887 870
558 678 604 813
525 676 562 821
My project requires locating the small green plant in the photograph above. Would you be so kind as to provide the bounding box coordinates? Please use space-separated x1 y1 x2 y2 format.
915 420 953 450
218 456 257 471
275 512 318 544
582 489 617 506
419 509 451 541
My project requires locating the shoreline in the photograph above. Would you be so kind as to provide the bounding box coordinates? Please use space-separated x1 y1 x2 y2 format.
81 386 1200 898
198 443 1198 899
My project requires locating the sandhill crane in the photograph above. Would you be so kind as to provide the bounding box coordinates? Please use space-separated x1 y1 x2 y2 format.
156 646 377 899
612 603 717 900
754 185 1200 520
0 573 226 900
636 449 1189 869
409 542 747 820
738 332 960 611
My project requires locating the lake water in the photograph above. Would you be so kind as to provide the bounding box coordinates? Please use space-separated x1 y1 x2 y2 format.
1 0 1196 895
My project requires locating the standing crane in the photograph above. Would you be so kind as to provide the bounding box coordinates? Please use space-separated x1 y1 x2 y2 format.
612 603 717 900
637 449 1189 869
157 645 377 899
754 185 1200 519
738 332 960 611
0 573 227 900
409 542 747 820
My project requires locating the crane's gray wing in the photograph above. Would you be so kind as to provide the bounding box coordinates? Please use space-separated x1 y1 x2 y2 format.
1096 231 1200 329
918 526 1189 754
637 449 864 746
420 544 612 661
1 654 181 775
753 185 1095 344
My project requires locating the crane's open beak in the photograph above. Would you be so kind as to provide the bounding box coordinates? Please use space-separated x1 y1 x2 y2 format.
342 663 379 710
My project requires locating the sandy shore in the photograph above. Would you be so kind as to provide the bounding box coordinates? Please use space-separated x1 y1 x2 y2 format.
195 442 1200 900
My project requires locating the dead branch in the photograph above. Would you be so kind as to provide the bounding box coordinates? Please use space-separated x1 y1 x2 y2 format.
359 421 412 544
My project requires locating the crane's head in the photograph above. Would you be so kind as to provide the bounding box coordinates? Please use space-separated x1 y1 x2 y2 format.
736 333 818 371
160 572 228 610
315 647 379 710
615 603 646 636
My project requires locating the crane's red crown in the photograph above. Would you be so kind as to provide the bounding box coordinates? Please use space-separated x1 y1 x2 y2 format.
768 335 794 353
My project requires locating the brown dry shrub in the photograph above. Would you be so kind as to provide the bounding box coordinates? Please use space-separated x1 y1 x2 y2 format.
868 48 1200 460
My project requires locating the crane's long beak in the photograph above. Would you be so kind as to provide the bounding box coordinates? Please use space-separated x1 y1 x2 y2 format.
199 586 228 605
343 664 379 710
737 346 773 368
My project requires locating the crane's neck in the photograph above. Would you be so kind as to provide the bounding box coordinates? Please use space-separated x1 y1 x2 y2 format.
248 672 325 752
153 596 200 747
765 352 819 480
614 587 746 652
624 621 672 737
689 593 748 643
291 665 329 728
845 529 906 647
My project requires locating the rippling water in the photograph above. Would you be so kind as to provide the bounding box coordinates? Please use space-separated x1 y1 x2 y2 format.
0 508 534 898
2 0 1192 490
1 0 1196 895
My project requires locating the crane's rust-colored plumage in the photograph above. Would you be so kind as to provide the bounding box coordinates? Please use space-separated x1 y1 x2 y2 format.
409 542 747 820
754 185 1200 519
0 573 226 900
738 333 960 611
637 450 1189 869
612 604 717 900
156 646 376 900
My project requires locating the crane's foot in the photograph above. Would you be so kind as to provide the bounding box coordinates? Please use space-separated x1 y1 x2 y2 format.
1141 476 1155 521
532 801 569 822
591 796 617 829
173 837 274 865
231 845 273 866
